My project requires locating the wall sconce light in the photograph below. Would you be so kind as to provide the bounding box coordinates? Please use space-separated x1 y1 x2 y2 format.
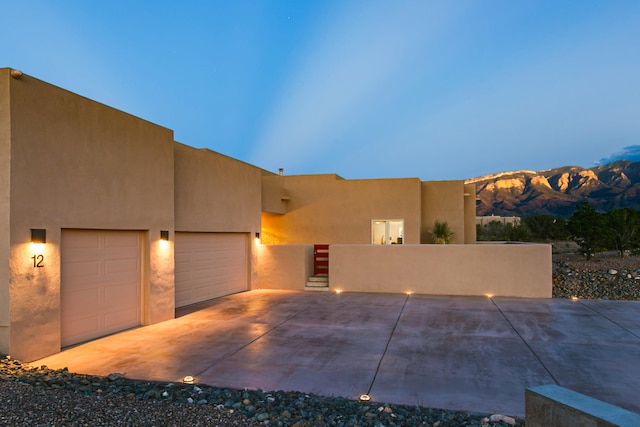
255 232 260 239
160 230 169 241
31 229 46 244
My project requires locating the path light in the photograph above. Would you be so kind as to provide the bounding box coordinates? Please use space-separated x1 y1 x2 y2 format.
182 375 195 384
359 394 371 401
485 293 493 299
571 296 579 301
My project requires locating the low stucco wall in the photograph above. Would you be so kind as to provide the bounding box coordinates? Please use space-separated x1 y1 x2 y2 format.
256 244 313 290
329 243 552 298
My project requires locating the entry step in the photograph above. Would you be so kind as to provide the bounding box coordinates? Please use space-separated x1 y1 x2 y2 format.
305 275 329 291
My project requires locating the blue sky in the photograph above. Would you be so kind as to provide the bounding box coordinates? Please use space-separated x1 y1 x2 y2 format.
2 1 639 180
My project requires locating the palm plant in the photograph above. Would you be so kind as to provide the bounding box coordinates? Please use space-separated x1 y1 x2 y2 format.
432 220 454 244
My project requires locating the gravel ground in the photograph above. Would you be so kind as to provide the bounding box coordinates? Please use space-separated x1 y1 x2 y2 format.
0 356 522 427
553 250 640 300
3 248 636 427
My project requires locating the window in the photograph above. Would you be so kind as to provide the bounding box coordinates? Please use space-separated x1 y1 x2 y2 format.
371 219 404 244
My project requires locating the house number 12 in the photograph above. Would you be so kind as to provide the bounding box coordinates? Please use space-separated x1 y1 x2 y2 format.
31 254 44 268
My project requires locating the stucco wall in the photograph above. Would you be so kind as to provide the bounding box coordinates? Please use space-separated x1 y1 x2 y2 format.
464 183 477 243
174 144 262 292
256 244 313 290
7 72 176 361
174 143 262 233
261 173 288 214
421 180 467 244
329 243 552 298
261 175 423 245
0 70 11 354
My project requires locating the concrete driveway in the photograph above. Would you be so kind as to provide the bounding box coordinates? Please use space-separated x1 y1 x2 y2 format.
33 290 640 418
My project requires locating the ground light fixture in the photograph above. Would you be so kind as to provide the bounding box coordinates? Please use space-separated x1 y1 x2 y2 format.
31 228 46 244
359 394 371 401
182 375 195 384
160 230 169 241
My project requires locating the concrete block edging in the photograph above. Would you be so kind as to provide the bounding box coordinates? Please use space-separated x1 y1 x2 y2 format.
525 384 640 427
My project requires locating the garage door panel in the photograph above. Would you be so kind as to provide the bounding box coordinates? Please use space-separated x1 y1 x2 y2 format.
62 230 141 347
64 288 100 308
104 308 138 329
64 260 101 281
66 232 101 249
64 317 100 340
175 232 247 308
105 232 139 248
104 282 139 302
104 258 139 275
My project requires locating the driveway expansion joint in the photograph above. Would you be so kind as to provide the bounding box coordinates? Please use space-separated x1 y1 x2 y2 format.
489 297 560 385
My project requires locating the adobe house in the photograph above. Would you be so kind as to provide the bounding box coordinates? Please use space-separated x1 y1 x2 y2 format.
0 68 551 361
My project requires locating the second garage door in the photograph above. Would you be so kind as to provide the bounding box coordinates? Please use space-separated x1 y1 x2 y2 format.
175 232 248 307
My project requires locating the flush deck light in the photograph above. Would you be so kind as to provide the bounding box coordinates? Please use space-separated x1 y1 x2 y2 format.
31 229 46 244
160 230 169 241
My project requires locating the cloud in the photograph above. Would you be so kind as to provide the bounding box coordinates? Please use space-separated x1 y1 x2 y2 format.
599 146 640 165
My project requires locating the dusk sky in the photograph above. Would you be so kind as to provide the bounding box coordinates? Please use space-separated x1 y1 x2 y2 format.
3 1 639 180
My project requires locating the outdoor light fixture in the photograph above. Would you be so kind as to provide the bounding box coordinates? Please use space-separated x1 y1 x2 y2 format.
160 230 169 241
255 232 260 239
335 289 342 294
571 296 579 301
485 293 493 299
182 375 195 384
359 394 371 401
31 229 46 244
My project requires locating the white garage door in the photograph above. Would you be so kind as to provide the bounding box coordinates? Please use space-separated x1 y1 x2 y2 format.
61 230 142 347
175 232 248 308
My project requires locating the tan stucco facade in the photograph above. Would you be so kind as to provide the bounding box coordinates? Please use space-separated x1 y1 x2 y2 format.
261 175 475 245
1 69 177 360
329 243 551 298
0 72 11 351
0 68 550 361
256 245 314 290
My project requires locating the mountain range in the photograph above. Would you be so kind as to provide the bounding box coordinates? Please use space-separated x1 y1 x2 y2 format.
467 160 640 218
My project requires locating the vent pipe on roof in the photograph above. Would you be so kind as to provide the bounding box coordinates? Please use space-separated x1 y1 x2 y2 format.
279 168 284 176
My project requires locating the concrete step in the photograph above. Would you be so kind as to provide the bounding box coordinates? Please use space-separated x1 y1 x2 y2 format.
304 285 330 292
305 275 329 291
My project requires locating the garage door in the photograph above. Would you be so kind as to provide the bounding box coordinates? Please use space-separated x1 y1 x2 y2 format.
61 230 142 347
175 232 248 308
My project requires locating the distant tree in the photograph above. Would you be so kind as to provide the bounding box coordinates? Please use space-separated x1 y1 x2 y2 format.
523 215 569 241
476 220 504 241
504 222 532 241
476 220 532 242
605 208 639 258
567 201 606 260
431 220 454 244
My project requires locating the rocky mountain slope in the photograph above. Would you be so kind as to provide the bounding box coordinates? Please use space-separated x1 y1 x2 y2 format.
468 160 640 217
